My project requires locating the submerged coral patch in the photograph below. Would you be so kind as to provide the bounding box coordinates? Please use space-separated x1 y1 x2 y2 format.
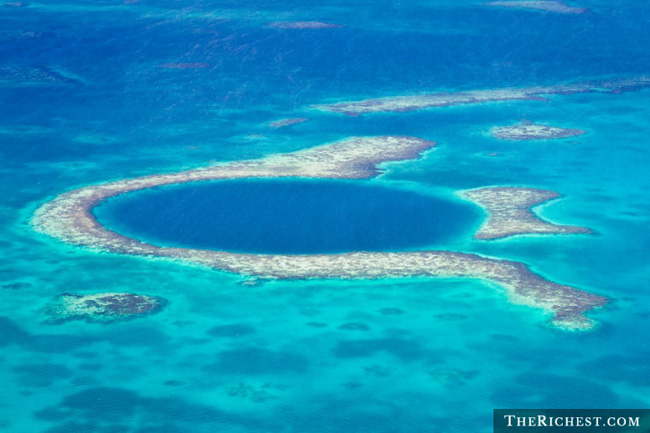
490 122 587 140
338 322 370 331
483 1 588 14
379 307 405 316
2 281 32 290
269 118 309 128
46 293 165 323
268 21 344 29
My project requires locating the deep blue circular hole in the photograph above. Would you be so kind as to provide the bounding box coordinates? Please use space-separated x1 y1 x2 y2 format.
95 179 480 254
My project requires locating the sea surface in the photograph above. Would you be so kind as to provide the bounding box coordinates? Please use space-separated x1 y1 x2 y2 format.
94 179 480 254
1 1 650 432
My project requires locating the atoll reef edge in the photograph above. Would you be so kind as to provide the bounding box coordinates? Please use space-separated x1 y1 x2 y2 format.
32 135 606 331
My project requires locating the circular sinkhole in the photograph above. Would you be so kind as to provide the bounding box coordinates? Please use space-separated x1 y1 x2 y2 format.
94 179 480 254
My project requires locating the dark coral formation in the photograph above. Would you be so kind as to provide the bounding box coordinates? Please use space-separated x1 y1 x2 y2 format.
433 313 467 321
363 365 391 377
428 368 480 386
378 307 405 315
2 281 31 290
338 322 370 331
225 383 282 403
306 322 328 328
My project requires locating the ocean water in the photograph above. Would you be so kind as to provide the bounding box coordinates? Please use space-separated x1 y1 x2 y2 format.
94 179 480 253
2 1 650 432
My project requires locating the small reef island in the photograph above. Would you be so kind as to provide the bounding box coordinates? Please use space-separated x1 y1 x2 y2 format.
269 118 309 129
33 135 606 331
490 121 587 140
267 21 344 29
482 1 589 14
461 187 593 239
314 76 650 115
46 293 164 323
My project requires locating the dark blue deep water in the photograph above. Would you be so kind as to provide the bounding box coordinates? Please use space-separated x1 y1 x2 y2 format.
95 180 479 253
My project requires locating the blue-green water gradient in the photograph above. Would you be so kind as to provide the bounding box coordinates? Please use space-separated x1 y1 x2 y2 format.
1 1 650 432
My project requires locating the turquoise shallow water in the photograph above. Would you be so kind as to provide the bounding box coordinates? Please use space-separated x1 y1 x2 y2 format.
2 1 650 432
